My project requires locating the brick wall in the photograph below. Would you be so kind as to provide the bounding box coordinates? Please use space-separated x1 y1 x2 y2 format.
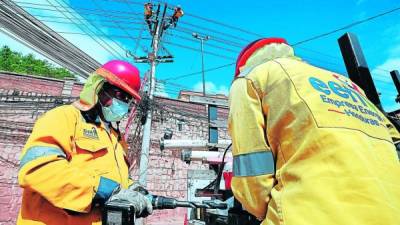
71 83 83 97
0 72 65 96
0 72 229 225
0 103 34 225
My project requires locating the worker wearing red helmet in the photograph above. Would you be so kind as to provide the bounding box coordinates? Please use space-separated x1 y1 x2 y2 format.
17 60 152 225
228 38 400 224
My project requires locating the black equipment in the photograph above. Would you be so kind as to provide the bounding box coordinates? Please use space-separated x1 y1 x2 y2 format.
102 194 227 225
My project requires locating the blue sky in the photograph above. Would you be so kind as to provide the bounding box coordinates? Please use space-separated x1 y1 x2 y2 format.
1 0 400 111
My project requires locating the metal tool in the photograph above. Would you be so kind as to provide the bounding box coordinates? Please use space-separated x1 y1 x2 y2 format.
102 194 227 225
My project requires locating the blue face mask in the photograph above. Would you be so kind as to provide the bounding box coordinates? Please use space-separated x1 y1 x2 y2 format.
101 98 129 122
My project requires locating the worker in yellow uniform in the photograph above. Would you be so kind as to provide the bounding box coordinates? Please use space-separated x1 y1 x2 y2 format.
144 2 153 32
228 38 400 225
17 60 153 225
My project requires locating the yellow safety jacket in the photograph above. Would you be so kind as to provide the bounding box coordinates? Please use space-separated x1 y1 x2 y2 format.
17 104 132 225
228 57 400 225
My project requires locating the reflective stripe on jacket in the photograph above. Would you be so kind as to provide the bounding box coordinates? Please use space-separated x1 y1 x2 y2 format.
17 105 132 225
228 58 400 225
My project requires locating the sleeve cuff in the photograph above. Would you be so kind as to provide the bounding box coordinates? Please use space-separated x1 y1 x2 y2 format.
94 177 119 203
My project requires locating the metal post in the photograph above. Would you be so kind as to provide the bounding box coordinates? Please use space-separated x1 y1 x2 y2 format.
192 33 210 96
388 70 400 132
139 3 166 186
338 32 383 110
200 39 205 96
390 70 400 103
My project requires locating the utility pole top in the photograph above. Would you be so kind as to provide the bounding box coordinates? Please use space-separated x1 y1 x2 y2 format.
192 33 211 96
192 32 210 41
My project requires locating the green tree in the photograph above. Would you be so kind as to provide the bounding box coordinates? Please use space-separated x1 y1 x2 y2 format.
0 45 76 79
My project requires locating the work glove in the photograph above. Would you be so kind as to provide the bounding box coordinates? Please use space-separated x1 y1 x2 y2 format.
128 183 150 195
108 188 153 218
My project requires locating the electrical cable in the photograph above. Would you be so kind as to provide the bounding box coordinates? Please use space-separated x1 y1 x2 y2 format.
161 63 235 81
95 0 144 7
88 0 143 61
0 0 102 77
292 6 400 46
13 1 143 17
0 16 93 76
165 32 238 53
176 23 248 46
49 0 124 59
163 41 235 60
201 143 232 192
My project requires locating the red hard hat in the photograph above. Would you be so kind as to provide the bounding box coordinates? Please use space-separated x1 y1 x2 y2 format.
235 38 288 77
96 60 141 101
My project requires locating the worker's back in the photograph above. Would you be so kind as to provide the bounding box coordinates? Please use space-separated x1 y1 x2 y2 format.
246 57 400 225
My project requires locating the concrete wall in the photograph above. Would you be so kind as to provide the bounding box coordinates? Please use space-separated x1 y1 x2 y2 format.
0 72 229 225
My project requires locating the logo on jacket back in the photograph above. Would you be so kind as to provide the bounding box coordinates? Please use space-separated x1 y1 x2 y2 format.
83 127 99 139
308 74 384 127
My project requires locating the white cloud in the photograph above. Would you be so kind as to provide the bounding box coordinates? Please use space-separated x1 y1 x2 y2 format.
154 82 170 98
371 57 400 111
193 81 229 96
371 58 400 82
374 24 400 81
389 44 400 56
383 24 400 42
356 0 366 5
380 88 399 112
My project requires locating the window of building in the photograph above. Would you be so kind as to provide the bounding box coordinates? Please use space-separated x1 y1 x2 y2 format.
177 119 184 131
209 127 218 143
178 123 183 131
208 105 218 121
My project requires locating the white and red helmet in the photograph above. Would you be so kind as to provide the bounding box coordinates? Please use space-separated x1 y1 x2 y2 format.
235 38 288 77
